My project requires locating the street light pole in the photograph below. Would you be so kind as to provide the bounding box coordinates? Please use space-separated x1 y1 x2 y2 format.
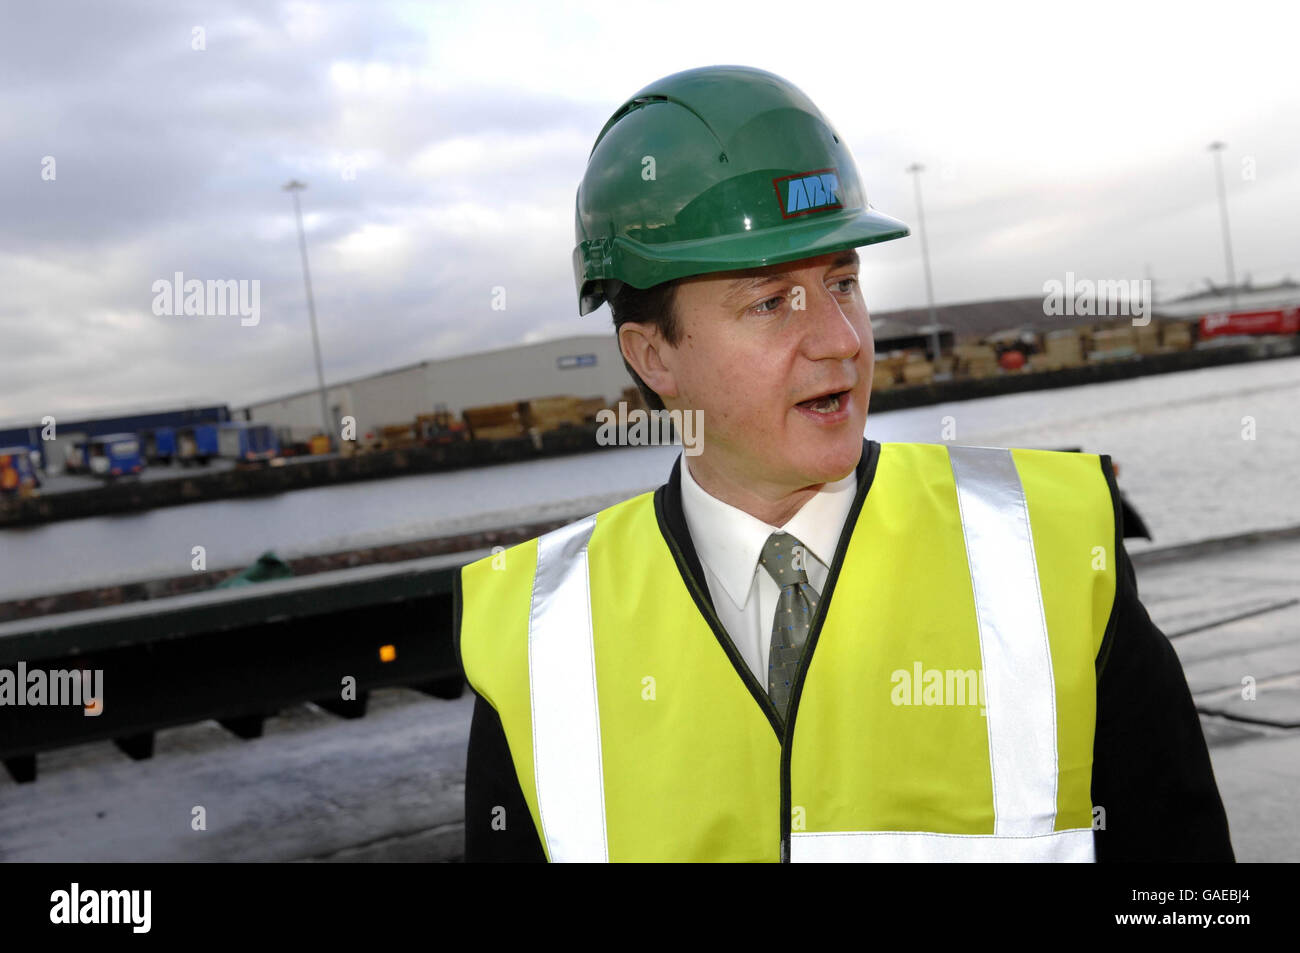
283 180 333 451
906 163 942 363
1207 142 1238 310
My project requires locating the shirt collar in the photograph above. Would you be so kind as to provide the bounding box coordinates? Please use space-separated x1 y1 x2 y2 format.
678 453 858 611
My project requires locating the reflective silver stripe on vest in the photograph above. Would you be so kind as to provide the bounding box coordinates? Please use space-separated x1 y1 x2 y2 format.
528 514 607 862
791 828 1093 862
947 445 1060 838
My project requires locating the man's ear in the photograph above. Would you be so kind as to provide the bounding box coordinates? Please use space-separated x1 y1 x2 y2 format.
618 323 679 400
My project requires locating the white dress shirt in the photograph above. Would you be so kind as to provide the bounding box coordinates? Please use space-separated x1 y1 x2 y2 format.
678 454 859 688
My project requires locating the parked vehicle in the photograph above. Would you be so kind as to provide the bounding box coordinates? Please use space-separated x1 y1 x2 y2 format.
218 422 279 463
176 424 219 466
416 405 469 445
143 426 177 465
67 434 144 480
1200 307 1300 338
0 446 41 497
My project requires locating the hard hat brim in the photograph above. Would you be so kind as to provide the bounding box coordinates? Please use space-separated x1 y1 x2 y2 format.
577 206 909 315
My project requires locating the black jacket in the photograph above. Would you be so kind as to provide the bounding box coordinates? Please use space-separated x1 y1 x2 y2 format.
455 439 1235 862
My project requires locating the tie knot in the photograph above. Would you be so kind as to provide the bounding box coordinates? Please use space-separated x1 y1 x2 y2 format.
757 531 811 588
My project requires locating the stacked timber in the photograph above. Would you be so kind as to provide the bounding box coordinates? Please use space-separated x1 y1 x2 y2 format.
1135 321 1162 355
1087 326 1138 362
901 353 935 386
462 402 527 441
620 386 647 412
953 344 999 378
1162 322 1193 350
872 351 906 390
575 396 609 422
525 396 588 432
1041 329 1085 368
378 423 417 450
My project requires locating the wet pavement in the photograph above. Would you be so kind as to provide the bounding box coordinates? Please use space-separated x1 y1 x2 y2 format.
1131 531 1300 862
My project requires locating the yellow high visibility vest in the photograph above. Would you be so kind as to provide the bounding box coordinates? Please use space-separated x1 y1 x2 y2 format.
458 442 1119 862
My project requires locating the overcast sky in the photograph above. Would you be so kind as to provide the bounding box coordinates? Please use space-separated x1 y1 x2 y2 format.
3 0 1297 421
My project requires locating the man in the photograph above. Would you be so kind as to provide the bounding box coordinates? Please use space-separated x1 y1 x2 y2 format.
455 65 1233 862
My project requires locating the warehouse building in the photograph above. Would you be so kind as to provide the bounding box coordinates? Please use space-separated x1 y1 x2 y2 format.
1150 278 1300 319
240 334 632 443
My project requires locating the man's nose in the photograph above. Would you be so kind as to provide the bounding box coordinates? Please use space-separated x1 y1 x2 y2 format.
798 282 862 361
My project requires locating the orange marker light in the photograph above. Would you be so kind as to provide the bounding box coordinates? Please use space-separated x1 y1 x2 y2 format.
379 644 397 663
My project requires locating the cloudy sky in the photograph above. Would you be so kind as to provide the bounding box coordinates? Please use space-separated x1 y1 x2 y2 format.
3 0 1297 421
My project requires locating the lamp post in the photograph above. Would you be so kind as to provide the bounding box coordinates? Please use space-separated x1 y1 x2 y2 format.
1206 142 1238 310
283 180 333 451
905 163 942 363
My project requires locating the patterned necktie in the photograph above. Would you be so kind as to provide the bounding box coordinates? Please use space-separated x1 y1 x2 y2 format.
757 531 821 720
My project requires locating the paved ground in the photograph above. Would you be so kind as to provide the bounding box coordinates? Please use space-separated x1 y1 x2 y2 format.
1 535 1295 863
1132 534 1300 862
0 689 473 863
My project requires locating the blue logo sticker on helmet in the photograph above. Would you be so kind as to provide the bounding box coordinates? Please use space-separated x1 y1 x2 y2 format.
772 167 842 219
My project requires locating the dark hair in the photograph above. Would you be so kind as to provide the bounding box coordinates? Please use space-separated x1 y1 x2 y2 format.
607 279 681 413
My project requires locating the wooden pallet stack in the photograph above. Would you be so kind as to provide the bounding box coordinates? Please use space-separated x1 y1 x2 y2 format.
525 396 588 432
620 386 647 412
461 402 527 441
378 423 417 450
1135 321 1163 355
900 351 935 386
575 396 609 422
872 351 906 391
953 343 1000 378
1087 326 1138 362
1162 322 1193 350
1041 329 1086 368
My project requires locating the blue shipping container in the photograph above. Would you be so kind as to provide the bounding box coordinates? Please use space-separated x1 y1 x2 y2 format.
218 422 279 462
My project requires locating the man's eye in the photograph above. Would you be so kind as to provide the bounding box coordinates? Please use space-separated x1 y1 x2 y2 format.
752 296 783 314
832 276 859 293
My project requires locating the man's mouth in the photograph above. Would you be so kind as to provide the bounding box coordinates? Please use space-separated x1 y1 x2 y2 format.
795 388 850 414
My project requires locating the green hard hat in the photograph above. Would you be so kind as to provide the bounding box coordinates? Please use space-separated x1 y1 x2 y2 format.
573 65 910 316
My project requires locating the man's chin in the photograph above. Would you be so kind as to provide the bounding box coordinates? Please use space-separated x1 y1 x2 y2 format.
788 431 864 484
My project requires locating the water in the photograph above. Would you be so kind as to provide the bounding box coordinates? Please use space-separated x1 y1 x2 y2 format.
873 357 1300 552
3 356 1297 602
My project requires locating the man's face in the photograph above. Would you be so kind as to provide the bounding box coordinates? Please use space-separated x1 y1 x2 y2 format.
659 248 873 493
